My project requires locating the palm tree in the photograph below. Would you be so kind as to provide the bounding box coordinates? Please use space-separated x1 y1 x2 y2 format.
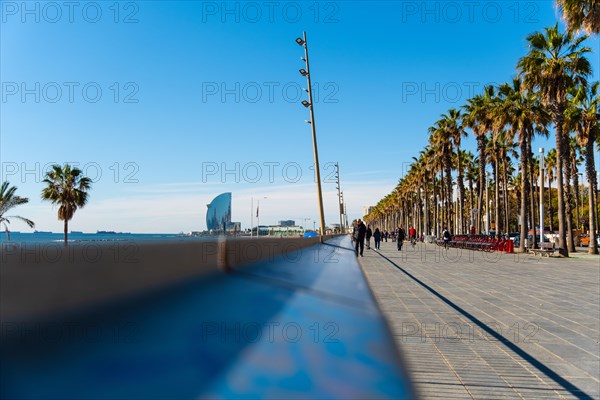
429 119 454 232
464 151 478 233
567 81 600 254
499 78 550 252
424 146 443 236
518 24 592 256
556 0 600 35
567 136 584 235
409 153 429 236
444 109 467 234
41 164 92 245
464 86 495 234
496 135 518 233
419 148 434 236
545 148 558 231
0 181 35 240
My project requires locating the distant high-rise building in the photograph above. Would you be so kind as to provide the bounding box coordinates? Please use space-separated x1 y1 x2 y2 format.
206 193 232 232
279 220 295 227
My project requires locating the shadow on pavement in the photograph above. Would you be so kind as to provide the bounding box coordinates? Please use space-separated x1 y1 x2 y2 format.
373 250 594 400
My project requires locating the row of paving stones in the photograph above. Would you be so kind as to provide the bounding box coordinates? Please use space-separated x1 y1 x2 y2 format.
357 240 599 399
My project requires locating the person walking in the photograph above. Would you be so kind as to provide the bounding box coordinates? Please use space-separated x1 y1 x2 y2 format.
396 225 406 251
366 225 373 249
354 219 367 256
373 228 381 249
409 226 416 246
383 230 388 242
442 227 451 249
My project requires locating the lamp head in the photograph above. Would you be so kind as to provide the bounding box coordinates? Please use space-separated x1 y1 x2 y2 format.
299 69 308 76
301 100 311 108
296 38 305 46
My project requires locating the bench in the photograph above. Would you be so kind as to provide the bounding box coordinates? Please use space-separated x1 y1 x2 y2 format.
436 238 497 252
528 242 555 257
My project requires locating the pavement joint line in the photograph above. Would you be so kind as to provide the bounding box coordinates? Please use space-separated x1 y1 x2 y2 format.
430 335 478 400
381 248 600 361
357 243 598 400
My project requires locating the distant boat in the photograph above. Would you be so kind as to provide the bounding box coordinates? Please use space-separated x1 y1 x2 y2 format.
70 231 83 234
97 231 117 234
33 230 52 234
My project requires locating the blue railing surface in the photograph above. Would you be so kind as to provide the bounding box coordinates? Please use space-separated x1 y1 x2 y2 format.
1 236 415 399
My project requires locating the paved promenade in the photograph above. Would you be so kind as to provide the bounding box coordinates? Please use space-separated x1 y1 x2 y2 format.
358 240 599 399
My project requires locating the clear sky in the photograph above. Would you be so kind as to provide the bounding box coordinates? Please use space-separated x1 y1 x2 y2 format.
1 1 599 233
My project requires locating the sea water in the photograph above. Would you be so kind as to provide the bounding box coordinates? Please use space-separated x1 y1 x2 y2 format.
0 232 186 244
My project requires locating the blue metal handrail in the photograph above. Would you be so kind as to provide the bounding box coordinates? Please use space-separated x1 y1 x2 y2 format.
1 236 415 399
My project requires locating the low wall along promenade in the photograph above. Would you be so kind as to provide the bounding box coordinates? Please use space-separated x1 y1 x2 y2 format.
1 235 337 322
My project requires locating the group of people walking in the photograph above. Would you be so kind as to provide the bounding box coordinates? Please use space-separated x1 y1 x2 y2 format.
352 220 424 256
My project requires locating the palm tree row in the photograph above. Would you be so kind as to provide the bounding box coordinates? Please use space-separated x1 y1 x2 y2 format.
0 164 92 245
365 24 599 256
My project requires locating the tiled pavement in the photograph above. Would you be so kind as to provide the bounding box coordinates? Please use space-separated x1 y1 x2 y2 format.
357 240 600 399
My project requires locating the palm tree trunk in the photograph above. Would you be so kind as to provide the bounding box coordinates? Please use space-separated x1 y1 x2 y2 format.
440 166 445 234
585 130 598 254
417 192 423 236
433 180 438 236
548 176 553 232
494 159 500 237
424 183 430 236
456 148 465 235
563 135 576 252
469 179 474 234
516 184 521 230
519 137 529 253
564 168 575 252
527 139 537 249
438 184 442 233
444 153 453 232
64 219 68 246
477 135 486 234
503 162 510 234
554 105 568 256
572 162 580 232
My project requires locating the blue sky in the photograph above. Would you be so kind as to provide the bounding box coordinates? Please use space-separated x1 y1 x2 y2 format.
1 1 599 233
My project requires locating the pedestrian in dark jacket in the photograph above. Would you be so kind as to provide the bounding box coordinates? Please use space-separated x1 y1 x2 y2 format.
373 228 381 249
366 225 373 249
396 226 406 251
442 227 451 249
354 219 367 256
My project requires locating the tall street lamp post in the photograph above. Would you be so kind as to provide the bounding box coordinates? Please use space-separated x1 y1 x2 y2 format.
250 198 254 237
296 32 326 236
578 172 584 230
485 171 490 235
256 197 267 236
335 162 343 233
539 148 545 243
340 191 347 232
